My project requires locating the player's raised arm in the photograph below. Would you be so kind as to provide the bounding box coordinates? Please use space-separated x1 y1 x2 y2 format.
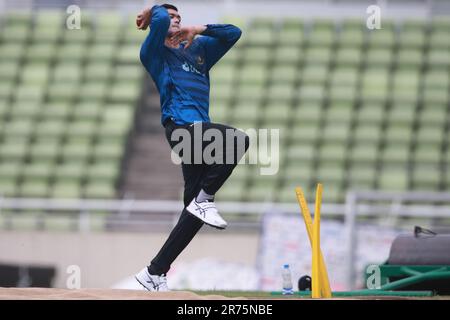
138 5 170 71
197 24 242 70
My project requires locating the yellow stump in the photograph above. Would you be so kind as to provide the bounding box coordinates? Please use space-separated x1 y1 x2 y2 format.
295 185 332 298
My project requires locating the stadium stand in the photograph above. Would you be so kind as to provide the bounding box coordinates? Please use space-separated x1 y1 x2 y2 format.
211 17 450 203
0 10 144 200
0 10 449 206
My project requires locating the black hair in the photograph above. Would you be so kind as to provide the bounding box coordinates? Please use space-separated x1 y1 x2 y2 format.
162 4 178 11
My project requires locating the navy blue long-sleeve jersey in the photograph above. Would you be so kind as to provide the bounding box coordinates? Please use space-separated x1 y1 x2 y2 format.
139 5 242 126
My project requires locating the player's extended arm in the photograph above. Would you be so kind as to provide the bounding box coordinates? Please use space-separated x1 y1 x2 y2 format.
198 24 242 70
138 5 170 73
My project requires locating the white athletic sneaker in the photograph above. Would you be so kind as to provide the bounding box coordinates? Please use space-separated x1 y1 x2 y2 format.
135 267 169 292
186 198 227 229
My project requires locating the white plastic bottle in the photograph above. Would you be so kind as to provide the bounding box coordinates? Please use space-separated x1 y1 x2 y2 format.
282 264 294 295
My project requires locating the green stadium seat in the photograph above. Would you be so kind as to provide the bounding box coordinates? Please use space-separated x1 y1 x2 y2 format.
308 22 335 47
278 27 303 46
380 143 410 163
22 163 53 180
263 103 291 124
2 120 34 138
301 65 328 85
233 103 260 122
52 63 82 83
57 44 87 62
54 163 86 182
25 44 56 62
378 166 409 190
71 102 100 120
219 48 240 65
318 143 347 163
84 181 116 199
322 124 351 142
330 68 358 87
418 104 447 126
286 144 316 162
247 184 277 202
92 142 124 162
116 45 140 64
294 102 322 122
78 82 108 101
108 83 140 103
274 47 302 64
337 28 364 47
63 28 92 44
209 103 228 122
353 123 382 143
316 165 345 184
429 28 450 49
50 181 82 198
0 179 18 197
412 165 441 190
1 25 30 43
383 125 413 144
210 83 233 104
84 62 113 81
271 65 298 83
40 102 71 120
423 87 449 104
216 179 245 201
415 125 445 145
349 143 379 164
325 103 354 123
335 48 363 66
242 46 272 64
47 83 78 102
20 63 51 84
19 178 50 197
236 84 265 102
15 84 46 102
31 26 61 43
34 120 66 138
244 28 276 46
0 43 25 61
61 143 91 162
239 65 268 85
297 84 326 103
0 62 19 81
387 102 416 125
365 48 394 66
396 49 424 68
356 102 385 124
413 145 441 165
29 142 60 163
347 164 375 187
291 125 320 143
367 28 395 48
398 27 426 48
424 70 449 89
267 84 295 103
86 163 119 183
427 50 450 68
4 12 33 26
88 44 116 62
9 101 41 120
304 47 332 65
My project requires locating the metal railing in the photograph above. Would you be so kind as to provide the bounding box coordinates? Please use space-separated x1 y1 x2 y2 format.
344 190 450 290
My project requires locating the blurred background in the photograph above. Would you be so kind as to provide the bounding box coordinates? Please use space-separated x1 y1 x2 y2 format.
0 0 449 292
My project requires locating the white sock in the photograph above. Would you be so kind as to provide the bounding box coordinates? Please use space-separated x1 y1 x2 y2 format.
196 189 214 202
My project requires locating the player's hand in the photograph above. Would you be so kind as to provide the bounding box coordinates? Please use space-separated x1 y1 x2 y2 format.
136 8 151 30
169 25 206 49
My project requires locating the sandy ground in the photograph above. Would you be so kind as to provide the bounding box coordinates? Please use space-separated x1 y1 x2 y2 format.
0 288 245 300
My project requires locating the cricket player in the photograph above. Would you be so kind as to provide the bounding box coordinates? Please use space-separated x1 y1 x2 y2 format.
134 4 249 291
